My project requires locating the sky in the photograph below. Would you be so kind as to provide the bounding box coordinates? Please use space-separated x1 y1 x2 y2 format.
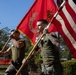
0 0 57 30
0 0 34 30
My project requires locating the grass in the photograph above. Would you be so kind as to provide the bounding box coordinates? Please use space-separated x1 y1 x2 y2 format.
0 65 8 75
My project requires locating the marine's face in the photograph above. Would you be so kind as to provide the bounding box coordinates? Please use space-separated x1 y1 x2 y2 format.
37 21 46 34
37 21 42 30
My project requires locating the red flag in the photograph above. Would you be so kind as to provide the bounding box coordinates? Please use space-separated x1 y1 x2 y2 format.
53 0 76 58
17 0 57 44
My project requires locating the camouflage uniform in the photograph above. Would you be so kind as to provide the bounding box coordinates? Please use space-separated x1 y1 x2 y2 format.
5 39 29 75
38 33 63 75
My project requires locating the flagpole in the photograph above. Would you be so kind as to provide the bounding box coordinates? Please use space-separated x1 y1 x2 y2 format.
16 1 66 75
16 32 45 75
51 0 66 24
0 29 17 52
43 0 66 30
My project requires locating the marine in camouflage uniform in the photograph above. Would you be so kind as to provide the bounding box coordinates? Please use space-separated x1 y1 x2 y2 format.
36 19 63 75
0 30 29 75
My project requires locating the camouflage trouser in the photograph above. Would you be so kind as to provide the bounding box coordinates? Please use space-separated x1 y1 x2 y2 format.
5 63 29 75
40 64 54 75
40 62 63 75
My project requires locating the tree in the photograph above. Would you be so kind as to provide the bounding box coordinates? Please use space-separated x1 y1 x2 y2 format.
59 34 72 60
0 27 11 50
0 27 11 59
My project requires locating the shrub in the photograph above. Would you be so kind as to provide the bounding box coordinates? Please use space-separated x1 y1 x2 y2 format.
62 59 76 75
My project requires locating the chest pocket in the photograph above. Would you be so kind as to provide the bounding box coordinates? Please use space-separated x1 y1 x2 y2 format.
38 35 52 48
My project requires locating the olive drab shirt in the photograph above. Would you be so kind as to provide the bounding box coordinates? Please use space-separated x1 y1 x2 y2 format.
11 39 26 62
38 33 60 63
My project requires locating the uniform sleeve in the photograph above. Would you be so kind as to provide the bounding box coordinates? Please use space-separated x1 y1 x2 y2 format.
48 33 60 47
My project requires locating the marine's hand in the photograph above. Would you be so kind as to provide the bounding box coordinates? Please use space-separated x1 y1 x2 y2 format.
22 59 25 64
10 33 14 39
10 31 15 39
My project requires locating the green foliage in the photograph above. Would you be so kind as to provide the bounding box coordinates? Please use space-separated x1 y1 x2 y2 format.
62 59 76 75
0 65 8 74
0 27 11 59
0 27 11 50
58 34 72 59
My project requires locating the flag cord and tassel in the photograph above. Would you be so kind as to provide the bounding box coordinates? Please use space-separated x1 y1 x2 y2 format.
16 1 66 75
